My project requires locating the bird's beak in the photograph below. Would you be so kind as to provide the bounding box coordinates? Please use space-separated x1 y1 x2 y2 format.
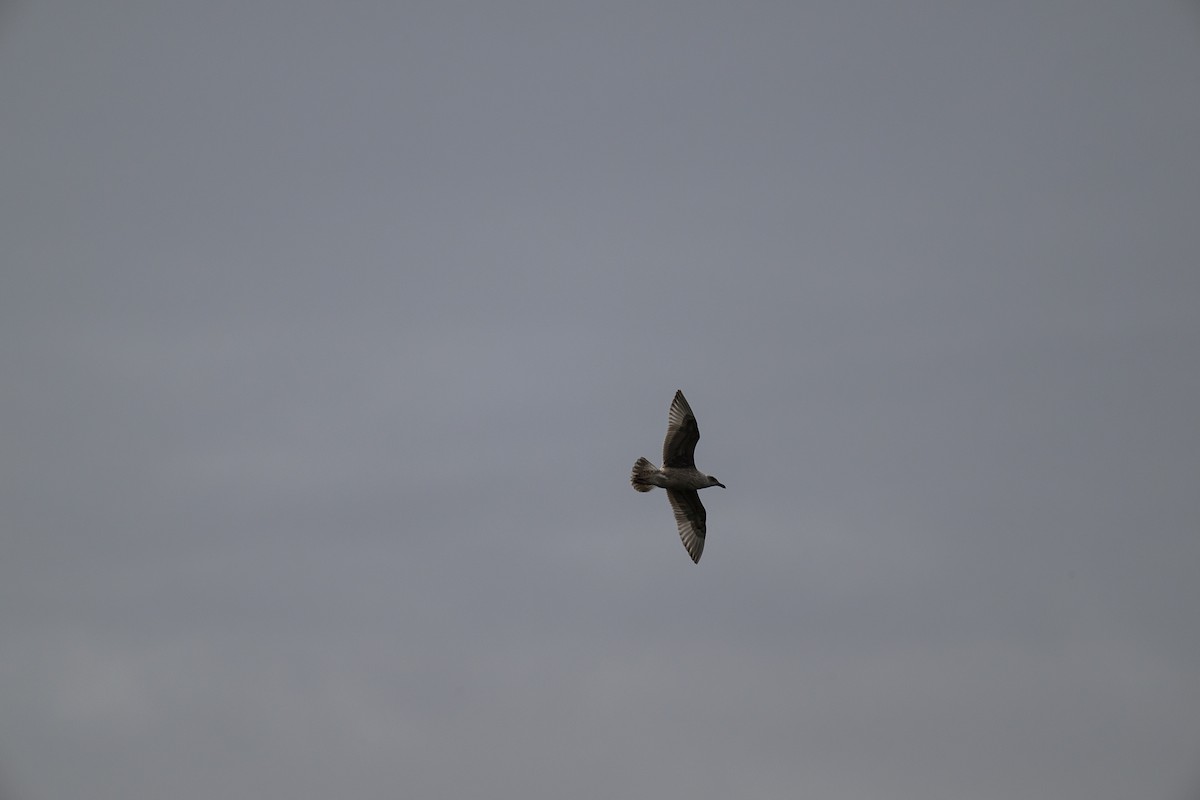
717 481 726 488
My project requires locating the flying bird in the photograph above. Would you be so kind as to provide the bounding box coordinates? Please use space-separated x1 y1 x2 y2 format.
631 390 725 563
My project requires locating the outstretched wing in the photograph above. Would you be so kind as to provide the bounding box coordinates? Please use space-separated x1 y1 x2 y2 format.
666 489 706 564
662 390 700 468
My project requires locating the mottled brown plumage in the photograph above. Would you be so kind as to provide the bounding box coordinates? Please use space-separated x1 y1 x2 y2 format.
630 390 724 563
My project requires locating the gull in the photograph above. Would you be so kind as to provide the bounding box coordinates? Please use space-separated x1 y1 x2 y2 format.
631 390 725 563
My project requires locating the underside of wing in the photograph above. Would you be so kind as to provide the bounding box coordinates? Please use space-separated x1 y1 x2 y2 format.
666 489 706 564
663 390 700 468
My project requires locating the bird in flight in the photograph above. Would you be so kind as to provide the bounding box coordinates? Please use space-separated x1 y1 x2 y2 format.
631 390 725 563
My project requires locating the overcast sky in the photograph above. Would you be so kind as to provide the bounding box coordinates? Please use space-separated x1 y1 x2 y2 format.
3 2 1200 799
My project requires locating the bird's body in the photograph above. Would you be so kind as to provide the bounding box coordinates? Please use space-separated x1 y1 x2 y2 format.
630 463 722 492
631 390 724 563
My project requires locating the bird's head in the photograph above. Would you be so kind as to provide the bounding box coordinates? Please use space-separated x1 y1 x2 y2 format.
707 475 726 489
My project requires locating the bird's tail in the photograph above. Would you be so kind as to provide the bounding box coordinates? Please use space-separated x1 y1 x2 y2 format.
631 457 658 492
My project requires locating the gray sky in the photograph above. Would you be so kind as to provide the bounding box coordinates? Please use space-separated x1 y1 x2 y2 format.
3 1 1199 798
